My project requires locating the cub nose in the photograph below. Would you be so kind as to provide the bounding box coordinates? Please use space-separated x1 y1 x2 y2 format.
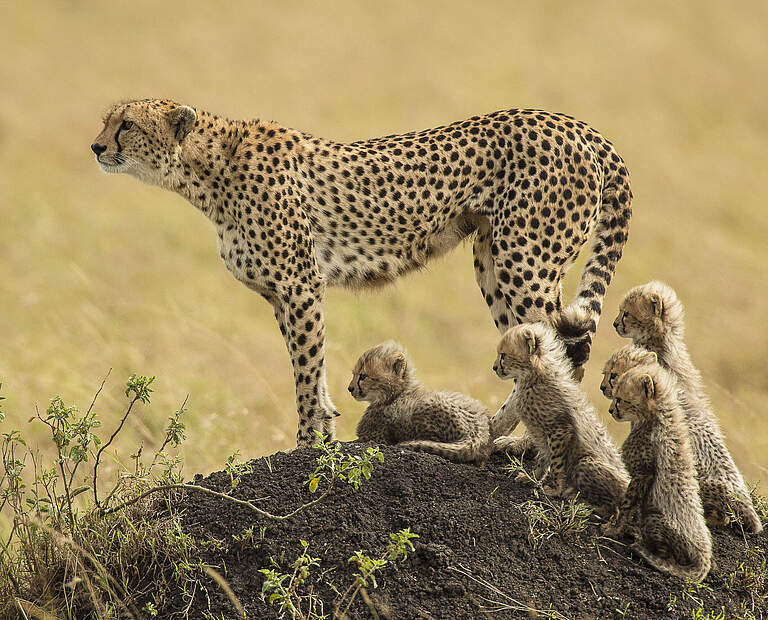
91 143 107 155
347 385 354 393
612 320 619 329
492 365 498 373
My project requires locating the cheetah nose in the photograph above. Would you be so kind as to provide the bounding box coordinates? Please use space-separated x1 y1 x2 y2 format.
347 386 354 393
612 320 619 329
91 143 107 156
492 365 498 374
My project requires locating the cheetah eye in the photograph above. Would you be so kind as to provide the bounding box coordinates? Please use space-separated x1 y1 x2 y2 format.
609 372 617 381
499 353 506 364
120 120 134 131
358 373 367 381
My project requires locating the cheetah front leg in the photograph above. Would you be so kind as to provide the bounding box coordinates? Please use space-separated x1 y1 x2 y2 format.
271 280 337 447
542 428 572 497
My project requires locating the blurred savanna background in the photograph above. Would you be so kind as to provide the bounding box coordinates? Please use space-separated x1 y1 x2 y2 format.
1 0 766 500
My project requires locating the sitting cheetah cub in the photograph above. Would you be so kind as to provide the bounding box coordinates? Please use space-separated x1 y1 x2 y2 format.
600 344 658 399
615 281 762 533
609 365 712 581
492 323 628 514
350 342 491 465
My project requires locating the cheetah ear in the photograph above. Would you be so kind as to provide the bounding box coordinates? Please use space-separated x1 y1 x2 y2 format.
391 352 407 378
649 293 663 317
640 374 655 400
167 105 197 141
523 330 538 356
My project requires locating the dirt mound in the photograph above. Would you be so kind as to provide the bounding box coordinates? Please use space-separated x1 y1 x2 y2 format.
164 443 767 619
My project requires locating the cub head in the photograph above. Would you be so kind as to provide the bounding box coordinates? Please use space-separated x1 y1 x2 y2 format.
493 322 564 380
600 344 658 398
91 99 197 185
613 281 684 346
609 364 674 423
348 341 416 405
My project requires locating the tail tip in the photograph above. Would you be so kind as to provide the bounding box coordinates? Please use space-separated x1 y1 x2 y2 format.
553 306 595 368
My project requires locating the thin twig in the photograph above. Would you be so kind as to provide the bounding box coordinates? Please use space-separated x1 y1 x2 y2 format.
100 478 337 521
360 588 380 620
86 369 112 417
93 395 142 509
67 369 111 490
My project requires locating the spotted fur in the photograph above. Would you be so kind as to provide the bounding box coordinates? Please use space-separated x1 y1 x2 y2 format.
608 364 712 581
492 323 628 515
600 344 658 399
351 342 491 465
615 282 762 533
92 99 633 446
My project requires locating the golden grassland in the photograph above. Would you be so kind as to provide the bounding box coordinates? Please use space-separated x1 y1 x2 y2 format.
0 1 766 499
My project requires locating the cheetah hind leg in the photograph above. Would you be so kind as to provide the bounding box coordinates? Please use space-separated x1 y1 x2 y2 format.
569 457 626 517
731 499 764 534
700 479 763 534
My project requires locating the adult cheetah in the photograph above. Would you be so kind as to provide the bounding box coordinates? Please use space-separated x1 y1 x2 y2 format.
91 100 633 446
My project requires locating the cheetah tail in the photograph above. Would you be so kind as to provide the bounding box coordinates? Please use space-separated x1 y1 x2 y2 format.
632 543 711 582
400 436 491 466
558 164 633 368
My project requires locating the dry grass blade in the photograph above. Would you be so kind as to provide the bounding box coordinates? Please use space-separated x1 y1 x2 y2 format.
448 564 569 619
14 599 59 620
203 566 247 619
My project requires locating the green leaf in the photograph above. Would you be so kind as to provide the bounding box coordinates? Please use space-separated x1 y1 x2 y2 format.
308 476 319 494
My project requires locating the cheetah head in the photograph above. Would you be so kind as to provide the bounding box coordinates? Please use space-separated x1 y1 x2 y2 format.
348 341 416 405
91 99 197 185
494 322 565 380
613 281 685 346
609 363 674 423
600 344 657 399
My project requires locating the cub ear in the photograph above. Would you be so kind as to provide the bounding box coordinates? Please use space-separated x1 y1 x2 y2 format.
640 374 655 400
645 350 658 365
523 329 538 356
391 352 407 378
649 293 663 317
167 105 197 141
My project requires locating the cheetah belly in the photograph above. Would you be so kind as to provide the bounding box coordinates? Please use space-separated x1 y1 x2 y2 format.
314 209 475 288
215 226 269 293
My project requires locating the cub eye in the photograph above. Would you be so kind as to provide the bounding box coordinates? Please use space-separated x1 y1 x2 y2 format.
358 373 367 381
609 372 617 380
121 120 134 131
498 353 506 364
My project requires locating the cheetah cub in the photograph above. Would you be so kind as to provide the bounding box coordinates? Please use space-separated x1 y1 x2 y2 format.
350 342 491 465
600 344 658 399
615 281 762 533
609 365 712 581
491 323 628 514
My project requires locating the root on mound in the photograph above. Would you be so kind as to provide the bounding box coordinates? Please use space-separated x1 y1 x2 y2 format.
158 442 767 619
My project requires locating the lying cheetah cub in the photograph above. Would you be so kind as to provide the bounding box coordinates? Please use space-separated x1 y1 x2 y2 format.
350 342 491 465
492 323 628 514
616 281 762 533
609 365 712 581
